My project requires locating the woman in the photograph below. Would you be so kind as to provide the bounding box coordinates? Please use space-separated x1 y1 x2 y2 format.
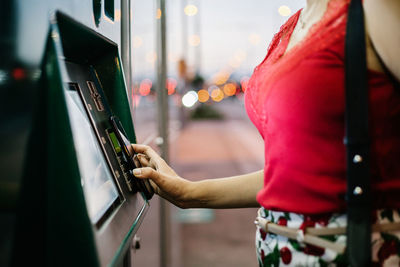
132 0 400 265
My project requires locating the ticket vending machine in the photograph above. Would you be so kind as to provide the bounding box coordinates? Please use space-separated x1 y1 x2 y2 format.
1 1 154 267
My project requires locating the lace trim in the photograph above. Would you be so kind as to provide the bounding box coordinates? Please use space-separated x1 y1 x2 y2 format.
246 0 350 124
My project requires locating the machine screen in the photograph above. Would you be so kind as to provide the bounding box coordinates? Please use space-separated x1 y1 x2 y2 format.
66 90 120 225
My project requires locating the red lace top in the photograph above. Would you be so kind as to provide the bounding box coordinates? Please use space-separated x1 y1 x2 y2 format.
245 0 400 214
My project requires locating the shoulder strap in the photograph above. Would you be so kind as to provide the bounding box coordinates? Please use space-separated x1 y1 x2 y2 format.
344 0 372 266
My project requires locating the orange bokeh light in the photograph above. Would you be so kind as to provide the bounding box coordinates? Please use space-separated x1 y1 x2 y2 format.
214 71 230 85
197 89 209 102
166 78 177 95
223 83 236 96
156 8 162 19
211 88 224 102
139 79 152 96
240 77 249 92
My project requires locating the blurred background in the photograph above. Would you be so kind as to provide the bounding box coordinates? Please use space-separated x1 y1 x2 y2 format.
130 1 305 266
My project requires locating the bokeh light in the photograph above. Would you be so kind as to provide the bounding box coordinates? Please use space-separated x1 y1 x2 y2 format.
214 70 230 85
278 5 291 17
208 85 219 94
240 77 250 92
182 90 198 107
12 68 25 80
184 5 198 16
211 88 224 102
31 69 41 81
156 8 162 19
132 94 141 108
197 89 209 103
139 79 152 96
166 78 177 95
223 83 236 97
188 34 201 47
0 70 8 84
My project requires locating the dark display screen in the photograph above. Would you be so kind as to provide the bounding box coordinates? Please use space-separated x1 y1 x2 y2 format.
66 90 120 224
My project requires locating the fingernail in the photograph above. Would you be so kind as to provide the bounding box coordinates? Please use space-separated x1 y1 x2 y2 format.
133 169 142 176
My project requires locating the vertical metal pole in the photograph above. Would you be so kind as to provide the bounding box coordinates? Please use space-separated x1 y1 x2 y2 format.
195 0 201 74
181 0 187 61
121 0 132 110
179 0 188 128
156 0 170 267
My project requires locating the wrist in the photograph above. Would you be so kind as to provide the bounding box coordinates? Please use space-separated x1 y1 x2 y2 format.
177 179 196 209
180 180 210 209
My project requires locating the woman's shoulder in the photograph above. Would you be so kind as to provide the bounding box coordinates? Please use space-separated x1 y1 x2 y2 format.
262 10 302 64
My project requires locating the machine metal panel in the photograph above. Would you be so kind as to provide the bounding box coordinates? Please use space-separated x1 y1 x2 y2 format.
5 4 152 266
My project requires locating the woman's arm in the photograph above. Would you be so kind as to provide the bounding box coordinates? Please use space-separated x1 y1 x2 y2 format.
188 170 263 209
364 0 400 80
131 144 263 209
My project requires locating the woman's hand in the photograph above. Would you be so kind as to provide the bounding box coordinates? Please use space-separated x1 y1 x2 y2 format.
130 144 193 208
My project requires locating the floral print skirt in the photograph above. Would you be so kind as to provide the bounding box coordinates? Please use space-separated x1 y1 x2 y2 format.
255 208 400 266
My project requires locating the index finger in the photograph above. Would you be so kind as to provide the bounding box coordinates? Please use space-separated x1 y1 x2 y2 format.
131 144 160 160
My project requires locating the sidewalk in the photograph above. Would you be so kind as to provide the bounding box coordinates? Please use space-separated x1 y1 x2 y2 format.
170 104 264 267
